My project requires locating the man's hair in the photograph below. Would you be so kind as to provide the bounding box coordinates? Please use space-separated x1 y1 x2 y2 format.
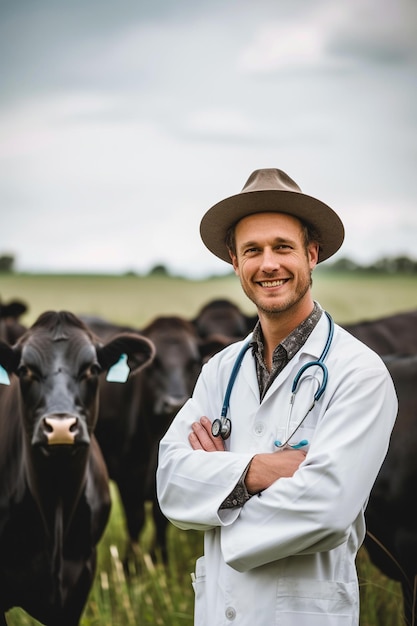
225 216 322 259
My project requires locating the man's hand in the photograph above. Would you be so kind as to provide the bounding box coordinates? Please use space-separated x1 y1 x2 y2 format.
189 416 225 451
245 449 306 494
188 418 306 495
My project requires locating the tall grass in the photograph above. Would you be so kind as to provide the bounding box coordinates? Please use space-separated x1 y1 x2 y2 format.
3 271 415 625
5 485 202 626
6 484 404 625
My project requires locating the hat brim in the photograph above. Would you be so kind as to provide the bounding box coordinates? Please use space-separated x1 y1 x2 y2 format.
200 189 345 264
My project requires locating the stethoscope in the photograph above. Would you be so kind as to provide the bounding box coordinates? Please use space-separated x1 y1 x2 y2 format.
211 312 334 449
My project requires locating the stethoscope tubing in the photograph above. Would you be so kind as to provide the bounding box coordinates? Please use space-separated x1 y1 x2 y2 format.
212 311 334 441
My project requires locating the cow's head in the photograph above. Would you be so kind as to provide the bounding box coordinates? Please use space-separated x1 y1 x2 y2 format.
192 298 257 341
141 316 230 420
0 298 28 344
0 310 155 451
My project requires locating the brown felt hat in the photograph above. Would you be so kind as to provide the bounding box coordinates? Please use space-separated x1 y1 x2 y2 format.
200 168 345 264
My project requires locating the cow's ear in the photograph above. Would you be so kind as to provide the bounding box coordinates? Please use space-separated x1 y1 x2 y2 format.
0 340 21 381
96 333 155 377
199 335 233 363
3 300 28 318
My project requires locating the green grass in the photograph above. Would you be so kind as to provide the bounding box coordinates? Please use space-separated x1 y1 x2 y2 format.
6 484 203 626
2 270 415 625
1 270 417 328
5 486 404 626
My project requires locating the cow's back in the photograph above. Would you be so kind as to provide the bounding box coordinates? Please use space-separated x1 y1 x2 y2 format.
364 354 417 625
344 309 417 355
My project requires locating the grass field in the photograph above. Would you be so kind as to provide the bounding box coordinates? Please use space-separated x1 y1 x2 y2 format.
2 270 417 625
1 269 417 328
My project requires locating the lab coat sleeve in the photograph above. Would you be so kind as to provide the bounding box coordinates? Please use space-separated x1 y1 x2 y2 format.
156 351 255 531
221 347 398 572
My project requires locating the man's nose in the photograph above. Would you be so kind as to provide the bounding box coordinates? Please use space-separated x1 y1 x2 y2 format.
260 248 279 272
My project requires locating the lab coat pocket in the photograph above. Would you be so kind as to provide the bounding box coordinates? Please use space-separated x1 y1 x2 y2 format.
281 380 323 451
191 556 207 626
277 578 357 625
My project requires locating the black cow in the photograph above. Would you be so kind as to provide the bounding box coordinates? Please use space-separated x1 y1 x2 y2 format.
194 303 417 355
343 309 417 356
88 315 227 568
364 354 417 626
0 298 28 344
192 298 258 342
0 311 154 625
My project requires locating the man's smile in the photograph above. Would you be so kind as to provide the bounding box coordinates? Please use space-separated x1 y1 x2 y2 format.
258 279 288 287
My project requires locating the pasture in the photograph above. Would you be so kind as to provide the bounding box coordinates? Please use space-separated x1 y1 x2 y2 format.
2 269 417 328
2 270 417 625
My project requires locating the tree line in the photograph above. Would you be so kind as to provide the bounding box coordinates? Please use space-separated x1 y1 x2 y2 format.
1 254 417 276
323 255 417 274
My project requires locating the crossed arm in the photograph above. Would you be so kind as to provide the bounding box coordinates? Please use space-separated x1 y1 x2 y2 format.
188 416 306 495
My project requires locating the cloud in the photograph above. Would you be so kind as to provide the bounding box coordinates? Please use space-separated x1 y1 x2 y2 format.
238 0 417 75
238 20 328 73
328 0 417 66
184 108 260 142
0 0 416 277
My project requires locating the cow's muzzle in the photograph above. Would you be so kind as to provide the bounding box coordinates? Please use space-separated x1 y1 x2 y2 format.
33 414 90 446
156 395 189 416
44 416 78 445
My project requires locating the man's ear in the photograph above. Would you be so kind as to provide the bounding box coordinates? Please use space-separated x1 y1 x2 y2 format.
308 243 320 270
229 250 239 275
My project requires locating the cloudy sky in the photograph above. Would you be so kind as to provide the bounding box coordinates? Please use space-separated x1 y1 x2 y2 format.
1 0 416 277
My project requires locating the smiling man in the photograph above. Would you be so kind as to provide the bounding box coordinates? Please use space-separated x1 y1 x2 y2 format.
156 168 398 626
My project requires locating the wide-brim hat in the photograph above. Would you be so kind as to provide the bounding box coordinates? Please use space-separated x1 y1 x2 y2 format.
200 168 345 264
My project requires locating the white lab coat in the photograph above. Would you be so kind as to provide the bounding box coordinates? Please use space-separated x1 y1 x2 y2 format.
156 313 398 626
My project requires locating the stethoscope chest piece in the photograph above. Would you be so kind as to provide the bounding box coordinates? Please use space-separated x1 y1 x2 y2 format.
212 338 251 440
211 417 232 440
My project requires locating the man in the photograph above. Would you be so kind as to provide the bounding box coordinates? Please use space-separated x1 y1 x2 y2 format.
156 168 397 625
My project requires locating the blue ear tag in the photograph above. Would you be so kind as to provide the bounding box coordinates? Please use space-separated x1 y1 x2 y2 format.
106 353 130 383
0 364 10 385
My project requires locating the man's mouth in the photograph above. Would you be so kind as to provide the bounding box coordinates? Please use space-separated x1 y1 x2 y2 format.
258 279 288 287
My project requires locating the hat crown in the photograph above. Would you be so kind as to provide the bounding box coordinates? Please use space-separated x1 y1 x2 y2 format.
242 168 302 194
200 167 345 265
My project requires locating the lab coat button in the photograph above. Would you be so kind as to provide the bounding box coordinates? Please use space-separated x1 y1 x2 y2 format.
225 606 236 620
254 421 265 435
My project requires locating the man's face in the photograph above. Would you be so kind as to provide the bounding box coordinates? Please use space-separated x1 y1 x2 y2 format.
229 212 319 317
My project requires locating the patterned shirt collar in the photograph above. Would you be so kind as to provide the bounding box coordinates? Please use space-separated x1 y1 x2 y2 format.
250 302 323 399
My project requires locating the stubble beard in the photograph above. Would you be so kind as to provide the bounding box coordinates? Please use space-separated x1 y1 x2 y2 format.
241 272 312 318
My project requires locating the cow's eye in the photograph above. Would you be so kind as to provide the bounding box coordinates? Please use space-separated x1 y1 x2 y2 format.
79 363 102 380
17 364 41 381
17 365 29 378
90 363 102 376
